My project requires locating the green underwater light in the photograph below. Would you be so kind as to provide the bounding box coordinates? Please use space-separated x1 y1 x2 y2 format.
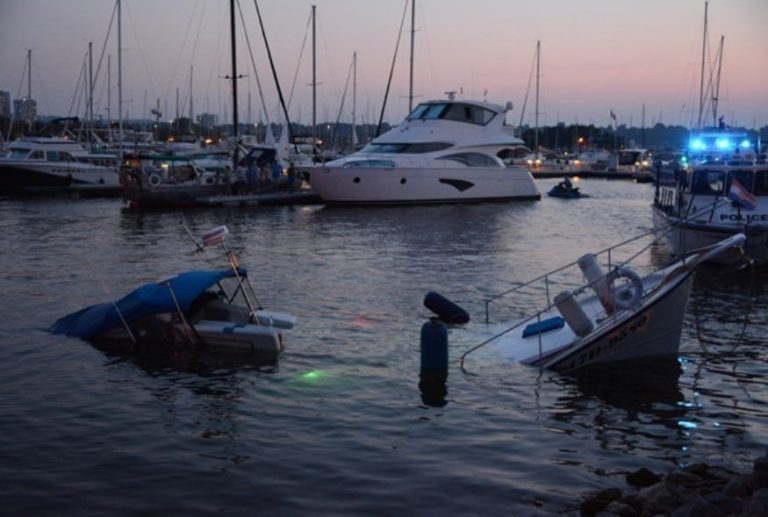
299 369 328 381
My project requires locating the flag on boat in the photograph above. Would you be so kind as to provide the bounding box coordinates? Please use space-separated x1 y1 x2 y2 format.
727 178 757 210
610 109 617 121
202 225 230 247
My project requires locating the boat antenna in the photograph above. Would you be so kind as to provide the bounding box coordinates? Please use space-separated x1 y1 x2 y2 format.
376 0 409 137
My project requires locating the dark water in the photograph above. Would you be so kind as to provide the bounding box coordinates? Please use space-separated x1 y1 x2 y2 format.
1 179 766 515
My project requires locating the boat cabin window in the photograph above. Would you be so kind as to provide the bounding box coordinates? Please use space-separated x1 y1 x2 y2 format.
46 151 74 162
754 170 768 195
363 142 453 154
406 102 496 125
342 159 396 169
8 149 38 160
441 103 496 125
727 170 755 193
440 152 499 167
690 170 725 195
618 151 642 166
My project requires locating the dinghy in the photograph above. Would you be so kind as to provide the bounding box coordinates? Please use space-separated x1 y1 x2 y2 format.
459 233 746 373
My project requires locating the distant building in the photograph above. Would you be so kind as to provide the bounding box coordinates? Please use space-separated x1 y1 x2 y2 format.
0 91 10 118
14 96 37 125
197 112 217 129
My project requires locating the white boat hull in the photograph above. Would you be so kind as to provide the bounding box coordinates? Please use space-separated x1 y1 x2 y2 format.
304 164 540 204
653 208 768 264
491 266 693 372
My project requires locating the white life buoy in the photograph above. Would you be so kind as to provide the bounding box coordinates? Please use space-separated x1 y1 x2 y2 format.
612 267 643 311
148 173 162 187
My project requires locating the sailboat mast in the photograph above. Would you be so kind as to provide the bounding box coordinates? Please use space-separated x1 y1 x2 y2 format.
27 49 32 100
312 4 317 156
352 51 357 148
107 54 111 140
712 35 724 126
117 0 123 153
88 42 94 141
408 0 415 113
697 1 708 129
189 65 194 122
230 0 239 171
534 40 540 152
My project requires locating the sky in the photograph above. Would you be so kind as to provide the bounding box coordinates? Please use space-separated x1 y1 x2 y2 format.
1 0 766 129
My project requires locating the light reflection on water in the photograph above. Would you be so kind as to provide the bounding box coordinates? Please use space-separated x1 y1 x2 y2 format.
0 179 766 514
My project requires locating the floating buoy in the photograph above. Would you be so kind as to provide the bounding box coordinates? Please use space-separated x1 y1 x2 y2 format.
420 317 448 371
423 291 470 324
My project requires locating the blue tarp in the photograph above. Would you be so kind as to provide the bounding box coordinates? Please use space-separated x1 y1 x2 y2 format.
51 269 245 339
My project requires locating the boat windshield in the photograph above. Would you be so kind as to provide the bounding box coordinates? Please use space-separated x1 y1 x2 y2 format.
754 170 768 195
362 142 453 154
727 170 755 193
690 170 726 195
7 149 36 160
342 159 396 169
406 102 496 126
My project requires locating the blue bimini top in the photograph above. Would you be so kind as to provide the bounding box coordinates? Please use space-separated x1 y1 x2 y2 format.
50 268 245 338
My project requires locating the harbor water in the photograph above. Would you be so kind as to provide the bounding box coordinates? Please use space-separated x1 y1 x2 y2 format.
1 179 766 515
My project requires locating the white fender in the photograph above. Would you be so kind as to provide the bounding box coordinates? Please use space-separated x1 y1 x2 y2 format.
555 291 593 337
612 267 643 311
577 253 615 314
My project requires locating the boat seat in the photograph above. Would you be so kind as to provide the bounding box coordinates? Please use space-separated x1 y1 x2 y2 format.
522 316 565 338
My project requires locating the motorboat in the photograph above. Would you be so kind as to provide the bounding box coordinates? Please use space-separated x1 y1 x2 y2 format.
51 225 296 354
298 95 540 205
0 137 121 196
456 232 746 373
547 177 587 198
653 161 768 265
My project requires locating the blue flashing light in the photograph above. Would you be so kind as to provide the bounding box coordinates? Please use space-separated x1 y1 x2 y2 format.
740 139 751 149
690 138 705 151
715 138 732 150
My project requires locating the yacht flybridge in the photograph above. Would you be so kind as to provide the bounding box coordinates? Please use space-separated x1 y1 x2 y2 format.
299 97 540 205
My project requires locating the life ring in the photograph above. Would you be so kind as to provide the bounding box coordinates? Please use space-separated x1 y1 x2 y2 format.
148 173 162 187
612 267 643 310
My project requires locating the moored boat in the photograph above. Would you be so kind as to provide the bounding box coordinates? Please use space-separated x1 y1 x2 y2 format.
0 137 121 197
653 161 768 265
299 96 540 205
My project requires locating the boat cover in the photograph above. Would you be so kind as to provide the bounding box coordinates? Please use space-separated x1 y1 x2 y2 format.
50 268 246 338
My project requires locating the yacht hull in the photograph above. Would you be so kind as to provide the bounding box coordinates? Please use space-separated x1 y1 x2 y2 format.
0 162 120 197
304 165 540 204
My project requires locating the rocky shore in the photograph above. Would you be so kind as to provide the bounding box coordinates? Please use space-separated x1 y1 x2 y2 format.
579 453 768 516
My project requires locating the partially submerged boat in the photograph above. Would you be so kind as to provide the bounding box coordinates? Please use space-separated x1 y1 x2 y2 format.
458 232 746 373
51 226 296 354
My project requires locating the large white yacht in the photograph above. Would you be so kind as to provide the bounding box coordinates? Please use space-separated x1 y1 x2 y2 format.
0 137 121 196
299 97 540 204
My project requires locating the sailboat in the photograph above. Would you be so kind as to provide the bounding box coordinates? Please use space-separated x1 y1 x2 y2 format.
120 0 318 209
297 0 539 205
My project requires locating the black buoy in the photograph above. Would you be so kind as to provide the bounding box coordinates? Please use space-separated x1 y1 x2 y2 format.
423 291 470 324
420 317 448 370
419 317 448 407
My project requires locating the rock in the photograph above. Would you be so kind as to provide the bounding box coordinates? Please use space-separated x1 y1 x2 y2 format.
604 500 637 516
742 488 768 517
723 473 753 498
626 467 662 488
669 495 721 517
632 482 678 514
665 470 704 488
684 463 708 476
580 495 609 515
754 454 768 489
594 487 623 502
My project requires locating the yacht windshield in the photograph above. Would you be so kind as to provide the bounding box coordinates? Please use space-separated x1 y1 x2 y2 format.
362 142 453 154
754 170 768 195
728 170 755 192
406 102 496 126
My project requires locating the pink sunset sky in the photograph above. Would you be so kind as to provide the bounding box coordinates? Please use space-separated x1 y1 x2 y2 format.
1 0 766 128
